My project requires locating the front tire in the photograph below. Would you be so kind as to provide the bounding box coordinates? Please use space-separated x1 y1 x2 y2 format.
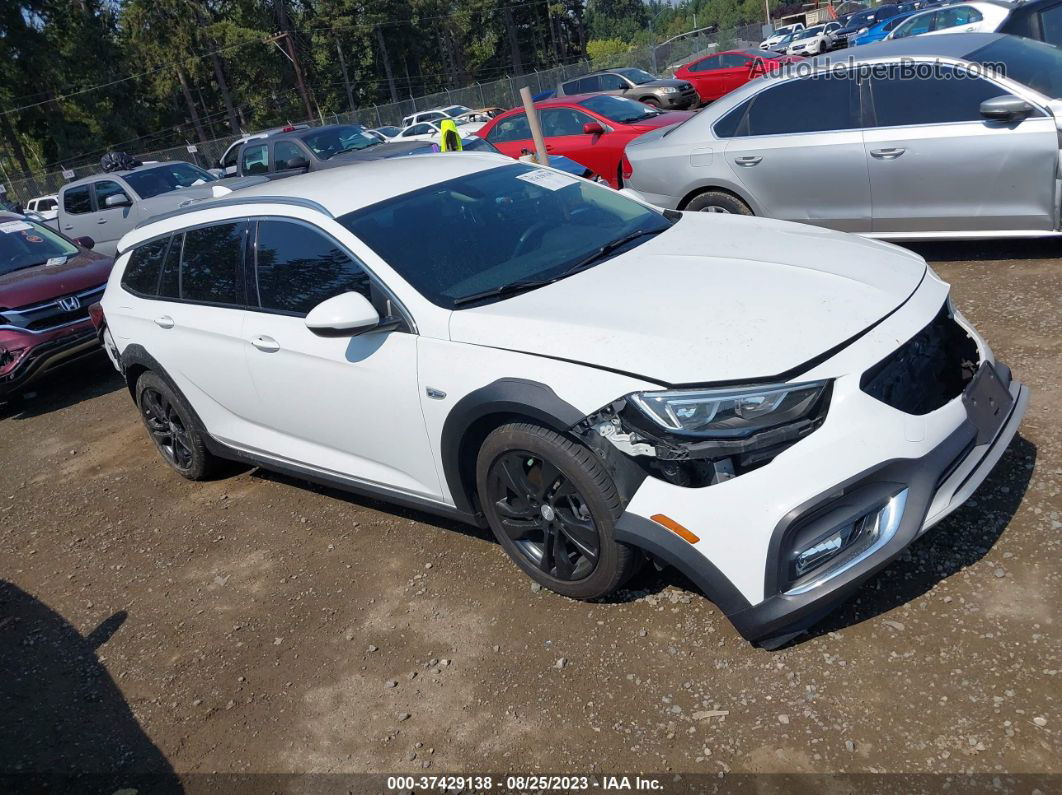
641 97 661 108
476 423 639 600
685 190 754 215
135 372 219 480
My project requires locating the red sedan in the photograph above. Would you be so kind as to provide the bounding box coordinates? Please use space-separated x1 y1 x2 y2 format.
476 95 693 187
674 49 804 103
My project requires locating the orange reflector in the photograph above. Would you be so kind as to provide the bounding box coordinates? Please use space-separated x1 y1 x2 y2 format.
650 514 700 544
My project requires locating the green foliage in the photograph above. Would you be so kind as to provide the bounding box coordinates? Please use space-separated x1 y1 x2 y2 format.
586 38 631 63
0 0 773 183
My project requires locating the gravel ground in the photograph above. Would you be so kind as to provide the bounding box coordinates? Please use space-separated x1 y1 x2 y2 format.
1 239 1059 783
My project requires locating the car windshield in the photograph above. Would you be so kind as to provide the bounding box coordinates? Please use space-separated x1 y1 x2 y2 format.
377 126 400 137
300 125 380 158
578 95 660 123
123 163 216 199
0 218 79 275
339 164 672 309
614 68 657 85
795 27 825 39
969 37 1062 100
443 105 472 117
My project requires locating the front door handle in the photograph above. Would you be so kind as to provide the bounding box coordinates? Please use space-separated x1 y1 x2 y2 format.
870 147 905 159
97 219 107 224
251 335 280 353
734 155 762 166
154 315 174 329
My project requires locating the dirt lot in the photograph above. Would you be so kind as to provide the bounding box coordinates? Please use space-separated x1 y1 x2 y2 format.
1 239 1059 786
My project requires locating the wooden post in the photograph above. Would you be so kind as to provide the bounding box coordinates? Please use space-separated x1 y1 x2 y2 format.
519 86 548 167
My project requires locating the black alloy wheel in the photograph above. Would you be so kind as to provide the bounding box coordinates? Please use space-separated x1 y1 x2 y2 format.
140 386 194 471
486 450 600 581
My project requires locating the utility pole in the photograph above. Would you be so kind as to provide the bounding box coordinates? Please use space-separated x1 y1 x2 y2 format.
375 26 399 104
502 4 523 76
176 67 209 147
283 32 314 122
335 36 356 113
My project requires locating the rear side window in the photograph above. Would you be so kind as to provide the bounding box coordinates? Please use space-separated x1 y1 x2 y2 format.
180 222 244 305
121 236 171 296
689 56 721 73
937 5 982 27
64 186 92 215
869 71 1014 127
254 220 371 315
716 75 859 137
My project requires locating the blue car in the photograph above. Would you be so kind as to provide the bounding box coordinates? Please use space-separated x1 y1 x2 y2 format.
853 10 920 44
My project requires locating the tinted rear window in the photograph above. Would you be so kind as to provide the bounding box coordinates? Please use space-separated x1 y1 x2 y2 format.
121 236 170 296
180 222 244 305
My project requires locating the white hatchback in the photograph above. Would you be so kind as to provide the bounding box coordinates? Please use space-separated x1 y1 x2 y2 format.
97 155 1027 647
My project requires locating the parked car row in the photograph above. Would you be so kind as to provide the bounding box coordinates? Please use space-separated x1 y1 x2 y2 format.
621 34 1062 240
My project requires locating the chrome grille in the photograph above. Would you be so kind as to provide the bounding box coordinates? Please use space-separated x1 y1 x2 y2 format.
0 283 105 334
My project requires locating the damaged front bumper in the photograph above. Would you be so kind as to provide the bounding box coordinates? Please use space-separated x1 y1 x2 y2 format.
605 276 1029 646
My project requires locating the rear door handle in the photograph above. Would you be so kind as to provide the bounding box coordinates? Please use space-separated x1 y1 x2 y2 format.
154 315 174 329
97 219 107 224
734 156 762 166
251 335 280 353
870 147 905 159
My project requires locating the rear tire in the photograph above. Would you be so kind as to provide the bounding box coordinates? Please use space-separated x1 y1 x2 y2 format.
476 423 639 600
685 190 754 215
135 372 219 480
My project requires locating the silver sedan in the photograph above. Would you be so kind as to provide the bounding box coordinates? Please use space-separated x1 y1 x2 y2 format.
623 34 1062 241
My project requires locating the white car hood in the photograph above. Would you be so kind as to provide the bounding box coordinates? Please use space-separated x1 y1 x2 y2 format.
448 214 927 385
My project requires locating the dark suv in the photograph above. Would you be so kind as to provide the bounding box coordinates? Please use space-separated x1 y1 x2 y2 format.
834 3 903 45
0 213 113 399
237 123 427 178
556 68 699 109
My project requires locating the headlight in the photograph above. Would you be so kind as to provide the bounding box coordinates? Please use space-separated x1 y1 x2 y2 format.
659 87 680 94
629 380 829 439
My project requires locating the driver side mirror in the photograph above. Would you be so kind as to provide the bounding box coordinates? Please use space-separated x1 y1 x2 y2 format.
285 156 310 172
305 292 380 336
74 236 95 250
583 122 605 136
980 95 1033 122
104 193 131 208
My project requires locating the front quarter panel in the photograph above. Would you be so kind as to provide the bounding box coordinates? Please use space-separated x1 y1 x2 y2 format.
417 337 661 509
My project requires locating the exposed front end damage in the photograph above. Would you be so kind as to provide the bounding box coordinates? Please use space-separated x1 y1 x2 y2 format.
574 383 832 490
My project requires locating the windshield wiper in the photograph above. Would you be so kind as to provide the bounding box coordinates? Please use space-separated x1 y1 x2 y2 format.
557 228 665 276
452 278 554 307
452 228 665 308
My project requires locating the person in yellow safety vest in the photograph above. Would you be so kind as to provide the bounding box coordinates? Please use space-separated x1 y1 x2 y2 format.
438 119 463 152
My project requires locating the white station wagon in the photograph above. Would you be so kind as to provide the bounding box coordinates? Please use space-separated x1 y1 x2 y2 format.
96 154 1027 647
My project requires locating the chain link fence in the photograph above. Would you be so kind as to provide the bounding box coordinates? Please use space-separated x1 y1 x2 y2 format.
4 23 762 204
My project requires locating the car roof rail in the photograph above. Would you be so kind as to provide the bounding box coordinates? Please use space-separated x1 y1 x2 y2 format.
134 195 333 230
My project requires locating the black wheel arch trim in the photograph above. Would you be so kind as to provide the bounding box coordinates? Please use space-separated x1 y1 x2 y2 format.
118 344 211 437
613 511 751 617
440 378 588 515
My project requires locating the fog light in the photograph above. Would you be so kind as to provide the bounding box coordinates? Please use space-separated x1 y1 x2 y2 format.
786 489 908 594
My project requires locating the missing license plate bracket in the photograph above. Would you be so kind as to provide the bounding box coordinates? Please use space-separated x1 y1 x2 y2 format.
963 362 1013 444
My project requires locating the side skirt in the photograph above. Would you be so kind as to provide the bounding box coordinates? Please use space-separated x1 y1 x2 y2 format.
202 435 486 528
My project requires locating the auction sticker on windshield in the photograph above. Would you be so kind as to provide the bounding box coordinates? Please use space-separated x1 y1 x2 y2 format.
0 221 32 234
516 169 578 190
